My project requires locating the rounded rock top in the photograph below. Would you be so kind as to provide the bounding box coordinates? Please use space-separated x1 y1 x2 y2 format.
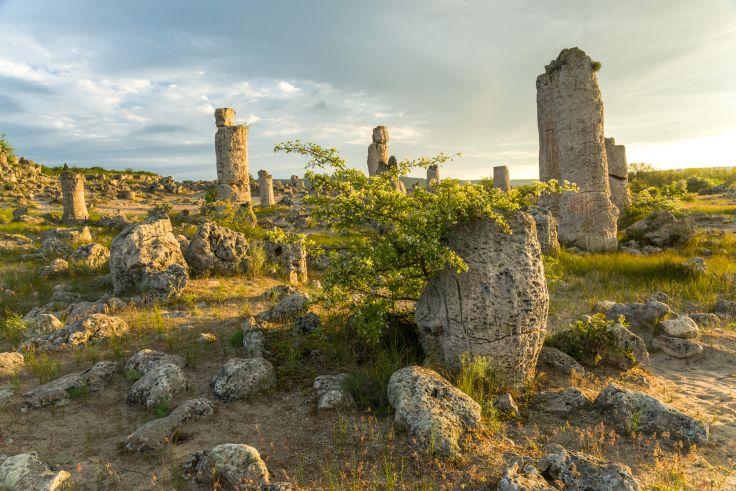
215 108 236 127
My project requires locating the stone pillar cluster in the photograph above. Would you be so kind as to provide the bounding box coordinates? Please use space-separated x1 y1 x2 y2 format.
60 171 89 223
493 166 511 192
605 137 631 211
536 47 620 252
258 170 275 206
215 108 251 203
367 126 389 177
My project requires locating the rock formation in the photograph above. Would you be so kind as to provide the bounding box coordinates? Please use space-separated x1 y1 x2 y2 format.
257 170 275 206
214 108 251 202
367 126 389 177
605 137 631 211
415 211 548 388
60 171 89 223
536 47 618 251
426 165 440 190
493 166 511 191
185 222 250 277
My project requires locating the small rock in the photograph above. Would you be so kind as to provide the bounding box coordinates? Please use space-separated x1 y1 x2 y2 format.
687 313 720 328
211 358 276 402
181 443 269 488
23 361 117 410
607 323 650 369
125 349 186 375
535 388 589 415
660 315 699 339
257 292 309 322
493 393 519 416
652 336 704 359
537 346 585 376
498 460 555 491
22 314 128 352
537 444 639 490
293 312 321 334
40 259 69 279
313 374 354 410
124 398 214 452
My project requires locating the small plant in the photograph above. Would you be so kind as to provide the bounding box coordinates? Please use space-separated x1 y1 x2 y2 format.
247 241 268 278
203 186 217 203
153 398 170 418
545 314 630 367
0 314 27 343
591 60 602 72
66 383 89 399
228 331 244 348
125 368 143 381
24 349 61 384
454 354 500 423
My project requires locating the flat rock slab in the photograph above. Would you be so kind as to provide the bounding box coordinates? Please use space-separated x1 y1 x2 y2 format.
23 361 117 410
125 398 214 452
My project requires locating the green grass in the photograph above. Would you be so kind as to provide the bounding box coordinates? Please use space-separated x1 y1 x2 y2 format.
454 354 501 425
0 314 27 344
24 349 61 384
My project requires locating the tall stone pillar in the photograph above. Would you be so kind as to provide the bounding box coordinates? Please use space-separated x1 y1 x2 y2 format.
536 48 618 252
60 171 89 223
258 170 275 206
386 156 406 194
426 165 440 190
605 137 631 212
493 166 511 191
367 126 389 177
215 108 251 203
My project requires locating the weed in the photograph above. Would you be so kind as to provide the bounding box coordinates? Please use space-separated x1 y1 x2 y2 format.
125 368 143 381
454 354 501 425
66 383 89 399
545 314 628 367
24 349 61 384
0 314 27 343
152 398 170 418
228 331 244 348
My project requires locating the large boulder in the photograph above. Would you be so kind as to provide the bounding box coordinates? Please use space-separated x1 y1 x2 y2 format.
652 336 703 359
594 384 708 446
660 315 699 339
626 211 695 247
184 221 250 277
415 212 548 387
595 300 670 330
124 398 214 452
23 361 117 410
127 363 187 409
211 358 276 402
182 443 269 488
0 452 70 490
387 366 481 458
109 216 188 300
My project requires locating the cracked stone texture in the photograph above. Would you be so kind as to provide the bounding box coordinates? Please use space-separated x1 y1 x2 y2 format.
125 349 186 375
528 207 560 254
110 216 189 300
367 126 389 177
60 171 89 223
70 243 110 271
594 383 708 446
258 170 275 206
387 366 481 458
416 212 548 388
536 47 618 251
215 108 251 202
652 335 703 359
185 221 250 277
605 137 631 211
125 398 214 452
22 314 128 352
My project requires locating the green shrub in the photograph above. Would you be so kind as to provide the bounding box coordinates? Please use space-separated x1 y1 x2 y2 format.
686 176 723 193
228 331 244 348
591 61 602 72
0 314 27 343
24 350 61 384
0 134 15 158
545 313 629 367
619 187 682 229
203 187 218 203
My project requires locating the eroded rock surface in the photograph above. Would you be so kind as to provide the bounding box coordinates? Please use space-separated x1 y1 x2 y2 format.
0 452 70 490
22 314 128 352
127 362 187 409
124 398 214 452
185 221 249 276
211 358 276 402
537 445 639 490
182 443 269 488
23 361 117 410
313 373 354 410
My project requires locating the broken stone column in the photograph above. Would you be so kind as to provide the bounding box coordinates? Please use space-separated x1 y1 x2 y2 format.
493 166 511 191
605 137 631 211
426 165 440 190
215 108 251 203
536 48 618 251
60 171 89 223
290 175 306 191
367 126 389 177
416 211 548 388
257 170 275 206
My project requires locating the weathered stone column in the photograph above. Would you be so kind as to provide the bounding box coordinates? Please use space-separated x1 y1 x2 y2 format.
416 211 548 389
536 48 618 251
60 171 89 223
257 170 275 206
367 126 389 177
385 156 406 194
290 175 306 191
215 108 251 203
426 165 440 190
493 166 511 191
605 137 631 212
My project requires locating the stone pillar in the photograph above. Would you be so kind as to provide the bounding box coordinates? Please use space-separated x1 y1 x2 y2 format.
258 170 275 206
60 171 89 223
367 126 389 177
215 108 251 203
493 166 511 191
536 48 618 252
605 137 631 212
426 165 440 190
385 156 406 194
290 175 305 191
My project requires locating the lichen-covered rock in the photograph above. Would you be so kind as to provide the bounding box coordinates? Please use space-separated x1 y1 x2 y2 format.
182 443 269 488
256 292 310 322
184 222 250 277
416 212 548 387
387 366 481 457
537 346 584 376
660 315 699 339
607 323 649 369
23 361 117 410
557 192 619 252
652 336 703 359
528 207 560 254
64 297 125 324
211 358 275 402
537 445 639 490
70 243 110 271
594 384 708 445
0 452 70 490
40 259 69 279
293 312 321 333
688 312 720 328
0 352 24 378
242 323 265 358
498 460 555 491
127 363 187 409
109 216 189 300
535 388 589 415
596 300 671 330
493 393 519 416
22 314 128 352
626 211 695 247
313 374 354 410
124 398 214 452
125 349 186 375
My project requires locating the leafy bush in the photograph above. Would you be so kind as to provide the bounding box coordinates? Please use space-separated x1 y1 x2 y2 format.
0 314 27 343
619 187 683 229
0 134 15 158
686 176 723 193
275 140 572 343
203 186 218 203
545 313 631 367
199 200 258 235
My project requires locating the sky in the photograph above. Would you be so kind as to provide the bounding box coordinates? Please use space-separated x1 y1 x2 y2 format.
0 0 735 181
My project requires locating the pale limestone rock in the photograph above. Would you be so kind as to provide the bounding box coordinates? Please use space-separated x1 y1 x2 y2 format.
211 358 275 402
313 373 354 410
70 243 110 271
23 361 117 410
182 444 269 488
537 445 639 490
426 165 440 190
367 126 389 177
416 212 548 388
124 398 214 452
652 336 703 359
215 108 251 202
127 362 187 409
60 171 89 223
185 222 250 277
528 207 560 254
22 314 128 352
258 170 275 206
660 315 699 339
493 166 511 191
605 137 631 211
0 452 70 490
